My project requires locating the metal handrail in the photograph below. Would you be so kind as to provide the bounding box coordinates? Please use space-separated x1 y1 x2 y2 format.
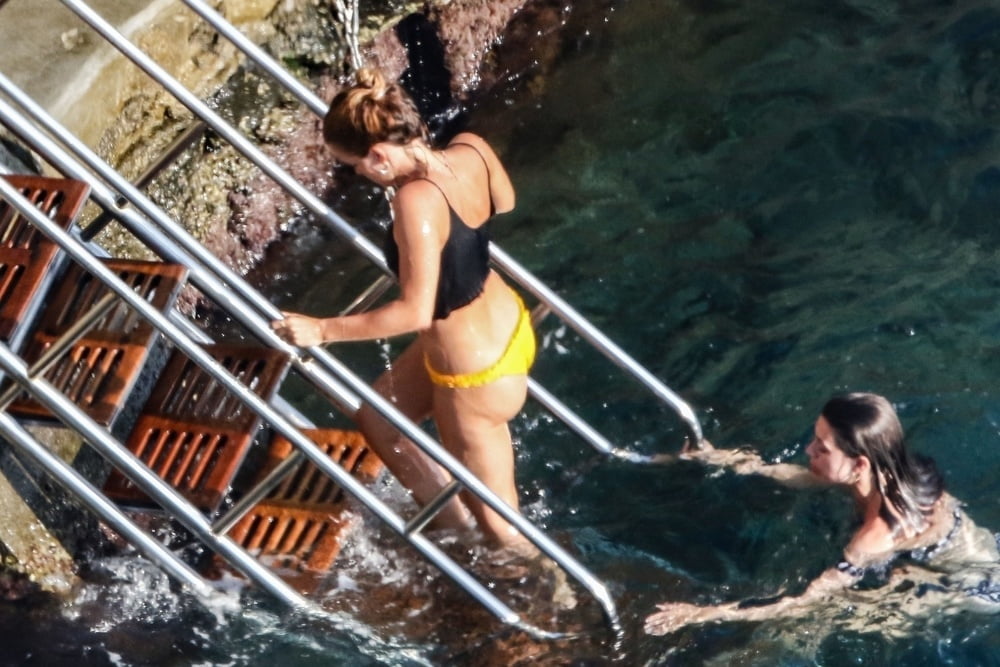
61 0 698 461
0 410 216 599
495 245 703 448
178 0 327 116
0 172 616 639
59 0 387 272
0 0 647 635
0 88 620 639
173 0 702 452
0 84 608 614
0 21 626 635
0 80 361 418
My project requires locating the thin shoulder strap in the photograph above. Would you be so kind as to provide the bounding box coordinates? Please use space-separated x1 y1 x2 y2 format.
450 142 496 216
450 141 492 178
414 177 453 210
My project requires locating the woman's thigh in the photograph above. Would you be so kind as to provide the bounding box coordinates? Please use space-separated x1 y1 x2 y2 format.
431 374 528 483
431 375 529 541
357 337 433 433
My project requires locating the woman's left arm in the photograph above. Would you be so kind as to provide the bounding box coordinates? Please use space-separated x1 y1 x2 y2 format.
644 566 855 635
272 183 444 346
450 132 515 214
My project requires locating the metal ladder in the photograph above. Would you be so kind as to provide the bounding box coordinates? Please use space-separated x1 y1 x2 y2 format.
0 0 703 640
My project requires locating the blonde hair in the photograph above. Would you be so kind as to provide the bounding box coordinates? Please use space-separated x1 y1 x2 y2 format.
323 68 428 156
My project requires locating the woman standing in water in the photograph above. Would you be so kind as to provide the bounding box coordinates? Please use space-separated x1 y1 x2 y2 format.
272 69 534 546
645 392 1000 635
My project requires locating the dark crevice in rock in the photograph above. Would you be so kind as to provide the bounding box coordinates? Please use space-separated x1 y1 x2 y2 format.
396 13 453 128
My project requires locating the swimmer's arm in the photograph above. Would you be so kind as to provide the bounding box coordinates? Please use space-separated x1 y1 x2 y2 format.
644 567 855 635
680 441 824 489
450 132 515 214
271 185 442 346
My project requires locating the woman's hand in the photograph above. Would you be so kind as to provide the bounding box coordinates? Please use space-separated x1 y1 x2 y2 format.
680 440 764 473
271 312 327 347
644 601 719 635
681 440 818 486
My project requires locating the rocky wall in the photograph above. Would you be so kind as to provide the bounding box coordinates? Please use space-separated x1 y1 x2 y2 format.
103 0 553 292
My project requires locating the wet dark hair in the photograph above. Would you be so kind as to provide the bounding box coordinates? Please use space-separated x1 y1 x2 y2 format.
822 393 944 535
322 68 429 156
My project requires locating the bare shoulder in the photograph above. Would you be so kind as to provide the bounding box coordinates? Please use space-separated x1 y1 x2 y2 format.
845 520 896 565
448 131 494 153
447 132 505 170
447 132 515 213
393 179 448 228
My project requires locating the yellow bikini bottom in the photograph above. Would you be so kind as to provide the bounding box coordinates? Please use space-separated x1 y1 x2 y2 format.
424 293 536 389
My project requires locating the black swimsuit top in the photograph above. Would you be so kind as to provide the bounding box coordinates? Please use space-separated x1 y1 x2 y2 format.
383 143 495 320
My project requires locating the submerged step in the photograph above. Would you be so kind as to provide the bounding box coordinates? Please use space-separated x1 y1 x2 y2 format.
226 428 383 574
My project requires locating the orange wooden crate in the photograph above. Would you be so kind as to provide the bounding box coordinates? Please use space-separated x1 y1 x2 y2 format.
0 176 89 345
103 344 290 512
8 258 187 425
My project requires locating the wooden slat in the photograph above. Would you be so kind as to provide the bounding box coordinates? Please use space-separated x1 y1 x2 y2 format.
265 429 383 507
224 429 383 573
140 344 290 430
227 504 350 572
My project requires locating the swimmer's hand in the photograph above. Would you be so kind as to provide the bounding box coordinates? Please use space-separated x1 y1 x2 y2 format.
271 312 326 347
644 601 720 635
680 439 765 474
681 440 820 488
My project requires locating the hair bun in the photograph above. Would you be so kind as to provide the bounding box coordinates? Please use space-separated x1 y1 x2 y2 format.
355 68 387 99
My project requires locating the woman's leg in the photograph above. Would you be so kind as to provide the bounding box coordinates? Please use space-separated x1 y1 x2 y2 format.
432 373 530 546
355 337 474 530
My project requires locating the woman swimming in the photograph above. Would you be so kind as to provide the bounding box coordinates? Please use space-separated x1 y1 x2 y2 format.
645 392 1000 635
272 68 533 546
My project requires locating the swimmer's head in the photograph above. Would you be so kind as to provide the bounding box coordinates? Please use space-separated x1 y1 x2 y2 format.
821 392 943 534
323 68 428 157
821 393 903 462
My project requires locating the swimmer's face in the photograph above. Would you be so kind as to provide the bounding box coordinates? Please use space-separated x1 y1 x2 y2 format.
805 416 860 485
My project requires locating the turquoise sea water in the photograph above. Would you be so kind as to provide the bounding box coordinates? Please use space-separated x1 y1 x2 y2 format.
5 0 1000 664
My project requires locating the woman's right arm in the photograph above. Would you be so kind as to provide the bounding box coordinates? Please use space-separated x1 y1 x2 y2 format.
681 441 823 489
271 182 445 346
644 566 856 635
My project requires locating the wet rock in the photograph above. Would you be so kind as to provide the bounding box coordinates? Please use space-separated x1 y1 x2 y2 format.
425 0 530 97
0 131 39 174
0 569 43 602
